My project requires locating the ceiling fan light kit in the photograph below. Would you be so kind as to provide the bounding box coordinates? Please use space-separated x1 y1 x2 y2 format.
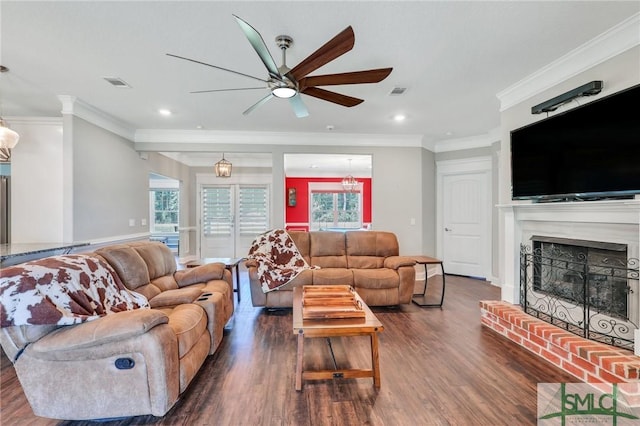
167 15 392 117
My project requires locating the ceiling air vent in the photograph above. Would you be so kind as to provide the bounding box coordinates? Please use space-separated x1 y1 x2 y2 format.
389 87 407 96
103 77 131 88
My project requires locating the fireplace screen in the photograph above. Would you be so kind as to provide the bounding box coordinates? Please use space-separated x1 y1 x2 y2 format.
520 237 639 350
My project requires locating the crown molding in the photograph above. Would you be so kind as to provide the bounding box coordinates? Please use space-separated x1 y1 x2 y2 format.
2 116 62 126
134 129 423 148
497 12 640 111
434 127 500 153
57 95 136 141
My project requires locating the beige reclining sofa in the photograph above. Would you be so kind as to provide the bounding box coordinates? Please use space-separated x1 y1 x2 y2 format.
246 230 416 307
0 241 233 421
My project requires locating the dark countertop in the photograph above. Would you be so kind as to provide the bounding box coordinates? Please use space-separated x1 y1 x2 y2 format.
0 242 90 267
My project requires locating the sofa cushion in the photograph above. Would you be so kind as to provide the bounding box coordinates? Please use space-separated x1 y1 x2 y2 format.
152 275 179 292
131 242 177 280
174 263 225 288
346 231 399 256
347 255 384 269
96 246 151 291
148 287 202 308
156 304 208 358
353 268 399 289
313 268 353 285
309 232 347 268
289 231 311 264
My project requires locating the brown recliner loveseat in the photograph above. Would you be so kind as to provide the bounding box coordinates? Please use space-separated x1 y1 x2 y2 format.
0 241 234 421
246 230 416 307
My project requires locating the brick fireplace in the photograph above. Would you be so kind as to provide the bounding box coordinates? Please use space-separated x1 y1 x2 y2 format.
490 199 640 382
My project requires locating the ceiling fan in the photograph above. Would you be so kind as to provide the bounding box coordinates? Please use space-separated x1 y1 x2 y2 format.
167 15 393 118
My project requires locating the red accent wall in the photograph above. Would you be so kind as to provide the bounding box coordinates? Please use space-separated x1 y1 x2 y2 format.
285 177 372 225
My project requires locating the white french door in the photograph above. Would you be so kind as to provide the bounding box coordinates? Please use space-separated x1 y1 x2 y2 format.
200 184 269 258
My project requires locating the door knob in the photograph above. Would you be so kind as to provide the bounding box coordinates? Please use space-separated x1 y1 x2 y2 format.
445 228 452 232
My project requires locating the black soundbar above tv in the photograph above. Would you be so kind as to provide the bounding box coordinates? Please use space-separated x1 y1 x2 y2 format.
510 83 640 202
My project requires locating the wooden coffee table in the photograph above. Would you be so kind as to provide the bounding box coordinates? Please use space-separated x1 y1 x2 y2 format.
292 286 384 391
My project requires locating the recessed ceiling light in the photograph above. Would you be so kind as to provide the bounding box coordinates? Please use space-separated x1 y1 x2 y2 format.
310 164 318 168
393 114 406 122
445 131 454 136
158 109 172 116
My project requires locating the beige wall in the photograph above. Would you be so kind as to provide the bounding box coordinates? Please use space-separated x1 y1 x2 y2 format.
168 143 431 255
9 120 64 243
497 45 640 286
72 117 149 241
499 46 640 206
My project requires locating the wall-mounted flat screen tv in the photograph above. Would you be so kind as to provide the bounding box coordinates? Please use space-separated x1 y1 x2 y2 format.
510 84 640 202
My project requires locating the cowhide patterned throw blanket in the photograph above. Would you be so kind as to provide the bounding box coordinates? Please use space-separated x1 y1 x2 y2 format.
248 229 318 293
0 254 149 327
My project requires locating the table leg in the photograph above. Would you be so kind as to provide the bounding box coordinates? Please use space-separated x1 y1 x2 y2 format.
412 261 445 308
234 264 241 302
371 332 381 388
296 331 304 391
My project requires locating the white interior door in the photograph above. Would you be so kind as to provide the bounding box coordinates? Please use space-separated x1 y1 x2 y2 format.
437 158 491 279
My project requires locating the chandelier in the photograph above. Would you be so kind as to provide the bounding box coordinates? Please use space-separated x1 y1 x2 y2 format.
342 174 358 192
0 66 19 151
0 117 19 150
342 159 358 192
214 153 232 177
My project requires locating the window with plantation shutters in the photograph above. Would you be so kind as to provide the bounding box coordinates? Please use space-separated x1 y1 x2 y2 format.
238 186 269 236
202 187 232 237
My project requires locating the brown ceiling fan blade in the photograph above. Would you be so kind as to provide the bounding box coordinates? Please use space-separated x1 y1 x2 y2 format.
289 26 355 81
301 87 363 107
298 68 393 90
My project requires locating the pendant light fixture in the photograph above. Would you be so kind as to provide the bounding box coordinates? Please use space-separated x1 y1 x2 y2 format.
342 159 358 192
0 66 20 151
0 117 19 150
214 153 232 177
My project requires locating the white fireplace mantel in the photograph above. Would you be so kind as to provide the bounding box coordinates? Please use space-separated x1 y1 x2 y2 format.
498 199 640 304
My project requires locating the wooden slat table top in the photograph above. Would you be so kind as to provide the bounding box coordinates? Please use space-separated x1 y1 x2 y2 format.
293 286 383 336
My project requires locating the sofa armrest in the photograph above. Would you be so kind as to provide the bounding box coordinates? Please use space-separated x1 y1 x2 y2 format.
149 287 202 308
244 259 258 268
174 263 225 287
29 309 168 354
384 256 417 270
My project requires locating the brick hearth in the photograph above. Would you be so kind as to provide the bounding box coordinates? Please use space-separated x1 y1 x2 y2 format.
480 300 640 384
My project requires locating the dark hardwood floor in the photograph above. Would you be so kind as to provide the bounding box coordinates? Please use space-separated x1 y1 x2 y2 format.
1 271 576 425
